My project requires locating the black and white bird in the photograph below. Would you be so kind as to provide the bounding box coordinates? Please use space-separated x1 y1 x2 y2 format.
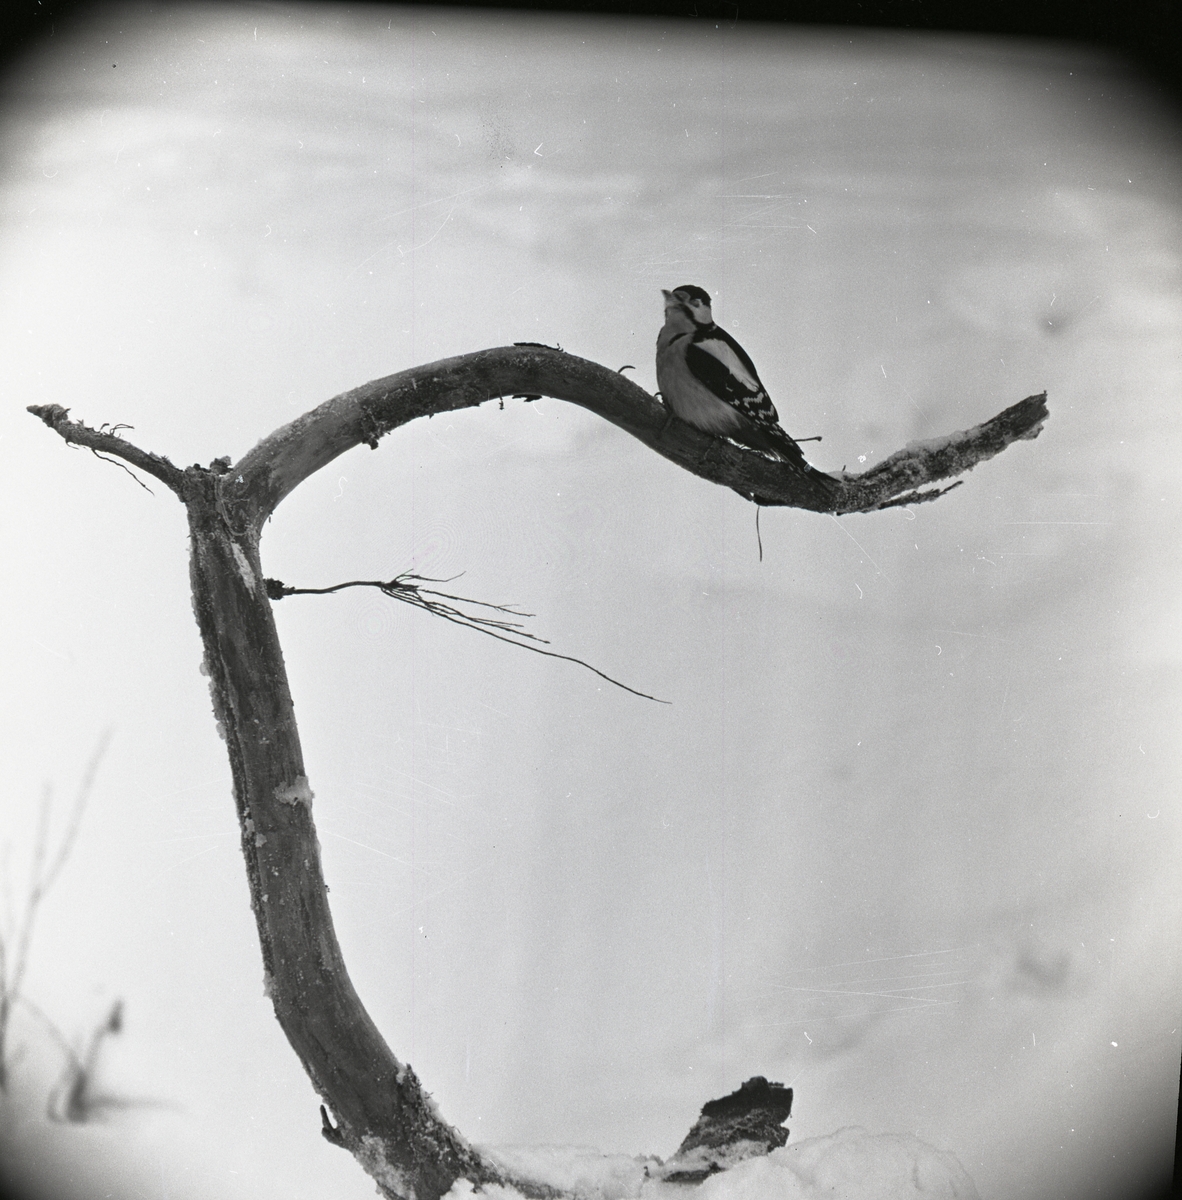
656 285 811 470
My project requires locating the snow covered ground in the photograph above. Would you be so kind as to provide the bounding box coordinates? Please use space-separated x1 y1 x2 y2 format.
480 1131 980 1200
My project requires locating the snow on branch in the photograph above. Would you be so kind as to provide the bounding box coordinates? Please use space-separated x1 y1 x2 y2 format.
834 390 1050 513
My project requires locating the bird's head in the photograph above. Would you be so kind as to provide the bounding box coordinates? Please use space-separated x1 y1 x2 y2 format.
662 285 714 326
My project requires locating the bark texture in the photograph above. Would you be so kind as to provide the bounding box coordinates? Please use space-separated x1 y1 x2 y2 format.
26 345 1049 1200
182 476 513 1200
220 346 1047 527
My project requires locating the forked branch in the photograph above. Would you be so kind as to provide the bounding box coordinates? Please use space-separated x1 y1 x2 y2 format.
26 345 1048 1200
30 346 1047 526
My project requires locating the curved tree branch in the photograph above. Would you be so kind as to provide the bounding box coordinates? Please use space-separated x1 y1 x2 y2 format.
220 346 1047 530
30 347 1048 526
26 347 1048 1200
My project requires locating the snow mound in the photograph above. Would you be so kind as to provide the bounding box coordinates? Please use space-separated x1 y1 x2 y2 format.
462 1129 979 1200
689 1127 980 1200
481 1145 658 1200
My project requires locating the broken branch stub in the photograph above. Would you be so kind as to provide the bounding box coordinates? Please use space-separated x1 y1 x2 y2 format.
26 347 1048 1200
657 1076 795 1184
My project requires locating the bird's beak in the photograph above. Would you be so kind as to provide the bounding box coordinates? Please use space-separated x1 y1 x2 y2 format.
661 289 672 300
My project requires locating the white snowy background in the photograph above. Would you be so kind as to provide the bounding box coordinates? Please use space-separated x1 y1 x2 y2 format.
1 5 1180 1200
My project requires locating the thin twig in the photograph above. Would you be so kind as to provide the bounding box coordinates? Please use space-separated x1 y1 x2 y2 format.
7 785 52 1009
26 405 185 495
0 733 111 1091
42 731 111 898
862 481 963 512
267 574 670 704
88 449 155 494
18 993 80 1068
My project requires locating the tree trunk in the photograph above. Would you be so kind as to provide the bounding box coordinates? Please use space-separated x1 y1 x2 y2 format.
183 470 527 1200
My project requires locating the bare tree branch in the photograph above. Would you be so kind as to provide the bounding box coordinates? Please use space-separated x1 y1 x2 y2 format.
25 348 1048 1200
28 349 1047 528
213 346 1046 527
834 391 1050 512
26 406 185 495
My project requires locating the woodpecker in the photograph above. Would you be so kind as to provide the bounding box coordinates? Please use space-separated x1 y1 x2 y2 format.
656 285 811 469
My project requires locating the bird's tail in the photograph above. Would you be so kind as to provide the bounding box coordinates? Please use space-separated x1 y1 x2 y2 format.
734 425 839 508
767 426 817 469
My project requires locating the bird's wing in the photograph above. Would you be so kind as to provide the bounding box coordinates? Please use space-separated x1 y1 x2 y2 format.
685 330 782 427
